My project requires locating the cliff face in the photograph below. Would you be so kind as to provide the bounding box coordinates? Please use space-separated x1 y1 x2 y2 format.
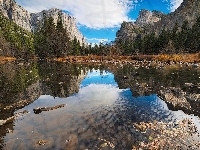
135 9 165 27
149 0 200 33
116 0 200 41
116 22 142 42
0 0 32 31
116 10 163 42
0 0 86 45
31 8 86 45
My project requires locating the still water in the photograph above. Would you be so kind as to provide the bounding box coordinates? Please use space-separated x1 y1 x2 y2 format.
0 61 200 149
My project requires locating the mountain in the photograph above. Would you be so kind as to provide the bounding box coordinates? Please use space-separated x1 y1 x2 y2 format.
135 9 166 27
116 10 165 42
116 0 200 42
0 0 86 45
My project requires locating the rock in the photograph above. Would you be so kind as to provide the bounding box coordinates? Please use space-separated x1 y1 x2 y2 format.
36 140 47 146
65 134 78 150
135 9 165 27
100 142 107 148
123 76 128 79
132 119 199 149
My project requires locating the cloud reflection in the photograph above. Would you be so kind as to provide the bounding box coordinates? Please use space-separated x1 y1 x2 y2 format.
71 84 126 109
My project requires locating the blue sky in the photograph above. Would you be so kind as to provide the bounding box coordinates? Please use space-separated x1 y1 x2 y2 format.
16 0 183 44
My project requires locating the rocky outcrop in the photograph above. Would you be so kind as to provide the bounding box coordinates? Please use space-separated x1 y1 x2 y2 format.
0 0 86 45
116 10 163 42
116 0 200 41
150 0 200 32
0 0 32 31
116 22 144 42
30 8 86 45
135 9 165 27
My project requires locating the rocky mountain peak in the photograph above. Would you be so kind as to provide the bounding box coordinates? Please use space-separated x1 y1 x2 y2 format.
116 0 200 42
0 0 32 31
31 8 86 45
0 0 87 45
135 9 165 27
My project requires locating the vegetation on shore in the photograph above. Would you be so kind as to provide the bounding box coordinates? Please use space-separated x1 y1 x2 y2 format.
1 53 200 64
0 13 34 58
0 56 16 64
0 12 200 61
53 53 200 63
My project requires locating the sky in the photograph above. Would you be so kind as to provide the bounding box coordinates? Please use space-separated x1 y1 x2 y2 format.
16 0 183 45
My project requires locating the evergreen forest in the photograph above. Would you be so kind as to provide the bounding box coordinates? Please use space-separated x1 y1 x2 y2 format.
0 12 200 58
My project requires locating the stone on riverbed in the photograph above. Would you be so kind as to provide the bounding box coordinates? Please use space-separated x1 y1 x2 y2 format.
133 119 199 149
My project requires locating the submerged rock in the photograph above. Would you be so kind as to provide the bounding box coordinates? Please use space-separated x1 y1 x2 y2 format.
36 140 47 146
133 119 199 149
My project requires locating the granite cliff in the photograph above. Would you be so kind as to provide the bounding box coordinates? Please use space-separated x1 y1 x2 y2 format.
0 0 86 45
116 0 200 42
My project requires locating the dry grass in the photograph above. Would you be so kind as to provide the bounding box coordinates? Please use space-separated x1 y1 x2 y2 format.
0 56 16 64
54 53 200 63
153 53 200 63
1 53 199 64
53 55 134 63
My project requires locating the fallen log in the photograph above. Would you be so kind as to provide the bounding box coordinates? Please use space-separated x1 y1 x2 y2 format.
33 104 66 114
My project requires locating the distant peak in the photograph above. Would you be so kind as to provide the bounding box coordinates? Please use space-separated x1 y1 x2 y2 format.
135 9 164 26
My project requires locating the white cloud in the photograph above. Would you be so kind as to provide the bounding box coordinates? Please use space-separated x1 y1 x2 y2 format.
170 0 183 12
72 84 125 108
163 0 183 12
16 0 135 29
87 38 110 44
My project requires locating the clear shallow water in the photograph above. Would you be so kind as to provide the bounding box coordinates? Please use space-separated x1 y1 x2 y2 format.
0 62 200 149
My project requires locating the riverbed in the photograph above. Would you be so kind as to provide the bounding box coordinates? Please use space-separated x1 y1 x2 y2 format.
0 61 200 149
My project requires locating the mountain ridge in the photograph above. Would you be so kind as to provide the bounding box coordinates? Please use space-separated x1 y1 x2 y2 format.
0 0 86 45
116 0 200 42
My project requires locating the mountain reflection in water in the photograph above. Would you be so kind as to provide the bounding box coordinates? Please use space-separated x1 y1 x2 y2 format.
0 61 200 149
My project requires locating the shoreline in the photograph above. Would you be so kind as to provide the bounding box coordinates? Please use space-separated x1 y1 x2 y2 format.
0 53 200 64
51 53 200 63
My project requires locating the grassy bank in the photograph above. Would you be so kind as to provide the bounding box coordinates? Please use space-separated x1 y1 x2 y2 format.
0 53 199 64
53 53 200 63
0 56 16 64
153 53 200 63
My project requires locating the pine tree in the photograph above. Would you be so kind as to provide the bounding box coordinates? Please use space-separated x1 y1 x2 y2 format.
56 12 64 32
178 21 189 52
169 22 179 53
189 17 200 52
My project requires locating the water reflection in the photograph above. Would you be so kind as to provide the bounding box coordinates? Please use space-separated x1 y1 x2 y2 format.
0 61 199 149
114 64 200 116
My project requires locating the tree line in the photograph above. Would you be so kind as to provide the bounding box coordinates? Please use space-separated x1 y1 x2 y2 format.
116 17 200 55
0 11 200 58
0 12 34 58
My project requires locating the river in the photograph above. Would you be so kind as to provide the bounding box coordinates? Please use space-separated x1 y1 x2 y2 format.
0 61 200 149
